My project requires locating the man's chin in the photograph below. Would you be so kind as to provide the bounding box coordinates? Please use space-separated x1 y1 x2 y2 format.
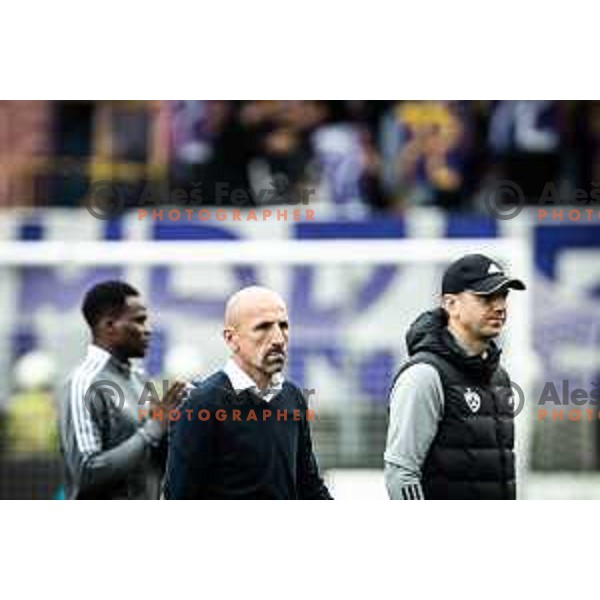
481 326 502 339
265 358 285 373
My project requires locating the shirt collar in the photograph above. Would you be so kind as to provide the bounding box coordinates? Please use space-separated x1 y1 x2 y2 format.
223 358 284 402
87 343 112 363
87 343 132 376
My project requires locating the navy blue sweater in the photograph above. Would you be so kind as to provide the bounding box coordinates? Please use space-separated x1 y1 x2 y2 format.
164 371 332 499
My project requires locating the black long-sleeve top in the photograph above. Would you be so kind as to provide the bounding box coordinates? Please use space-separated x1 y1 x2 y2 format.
164 371 332 500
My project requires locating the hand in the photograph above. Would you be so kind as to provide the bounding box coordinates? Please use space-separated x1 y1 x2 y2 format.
158 379 189 411
149 379 189 433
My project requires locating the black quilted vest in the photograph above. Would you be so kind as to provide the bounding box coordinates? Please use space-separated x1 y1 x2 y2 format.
394 309 515 500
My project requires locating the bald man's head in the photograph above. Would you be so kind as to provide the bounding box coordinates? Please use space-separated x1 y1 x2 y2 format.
223 286 289 388
224 286 286 329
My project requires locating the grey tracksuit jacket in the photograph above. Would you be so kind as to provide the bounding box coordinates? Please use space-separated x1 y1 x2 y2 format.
59 344 166 499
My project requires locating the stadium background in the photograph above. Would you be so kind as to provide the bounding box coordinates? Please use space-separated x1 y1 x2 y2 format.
0 100 599 499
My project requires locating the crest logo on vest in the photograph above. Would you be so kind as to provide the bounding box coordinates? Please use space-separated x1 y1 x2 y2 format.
463 387 481 412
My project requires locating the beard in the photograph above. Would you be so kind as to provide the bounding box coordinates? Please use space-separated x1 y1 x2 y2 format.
475 322 503 340
263 352 286 373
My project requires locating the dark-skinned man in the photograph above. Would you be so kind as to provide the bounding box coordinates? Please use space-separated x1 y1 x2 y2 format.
59 281 187 499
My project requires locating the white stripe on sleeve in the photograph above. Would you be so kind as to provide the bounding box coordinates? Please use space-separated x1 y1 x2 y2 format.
70 354 108 455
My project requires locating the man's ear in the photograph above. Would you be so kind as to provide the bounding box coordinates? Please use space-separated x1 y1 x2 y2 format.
97 315 116 340
442 294 457 314
223 327 238 352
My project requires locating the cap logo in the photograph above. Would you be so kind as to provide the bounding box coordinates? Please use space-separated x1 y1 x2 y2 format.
487 263 503 275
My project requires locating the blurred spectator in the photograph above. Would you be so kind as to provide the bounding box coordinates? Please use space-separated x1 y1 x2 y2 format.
573 101 600 192
36 101 156 208
0 101 51 207
380 101 475 211
240 101 388 215
337 101 392 137
486 100 565 201
0 352 62 498
310 122 386 216
4 351 58 458
241 101 328 205
170 100 253 206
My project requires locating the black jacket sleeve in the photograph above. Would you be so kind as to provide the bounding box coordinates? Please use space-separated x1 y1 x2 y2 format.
164 389 215 499
296 395 333 500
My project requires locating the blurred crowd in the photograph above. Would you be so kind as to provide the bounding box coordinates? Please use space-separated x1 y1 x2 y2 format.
0 100 599 215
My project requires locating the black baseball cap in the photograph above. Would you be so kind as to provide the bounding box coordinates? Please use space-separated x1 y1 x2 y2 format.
442 254 526 295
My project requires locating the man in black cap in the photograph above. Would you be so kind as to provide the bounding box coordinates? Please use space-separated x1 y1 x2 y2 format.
384 254 526 500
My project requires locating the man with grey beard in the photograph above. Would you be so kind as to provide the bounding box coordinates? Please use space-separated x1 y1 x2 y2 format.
164 286 331 499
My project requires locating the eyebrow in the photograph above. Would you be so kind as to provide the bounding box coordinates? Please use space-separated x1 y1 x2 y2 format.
254 319 289 329
479 292 509 301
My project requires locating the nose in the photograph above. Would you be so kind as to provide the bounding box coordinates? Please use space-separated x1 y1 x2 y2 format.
490 296 507 312
271 324 286 346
